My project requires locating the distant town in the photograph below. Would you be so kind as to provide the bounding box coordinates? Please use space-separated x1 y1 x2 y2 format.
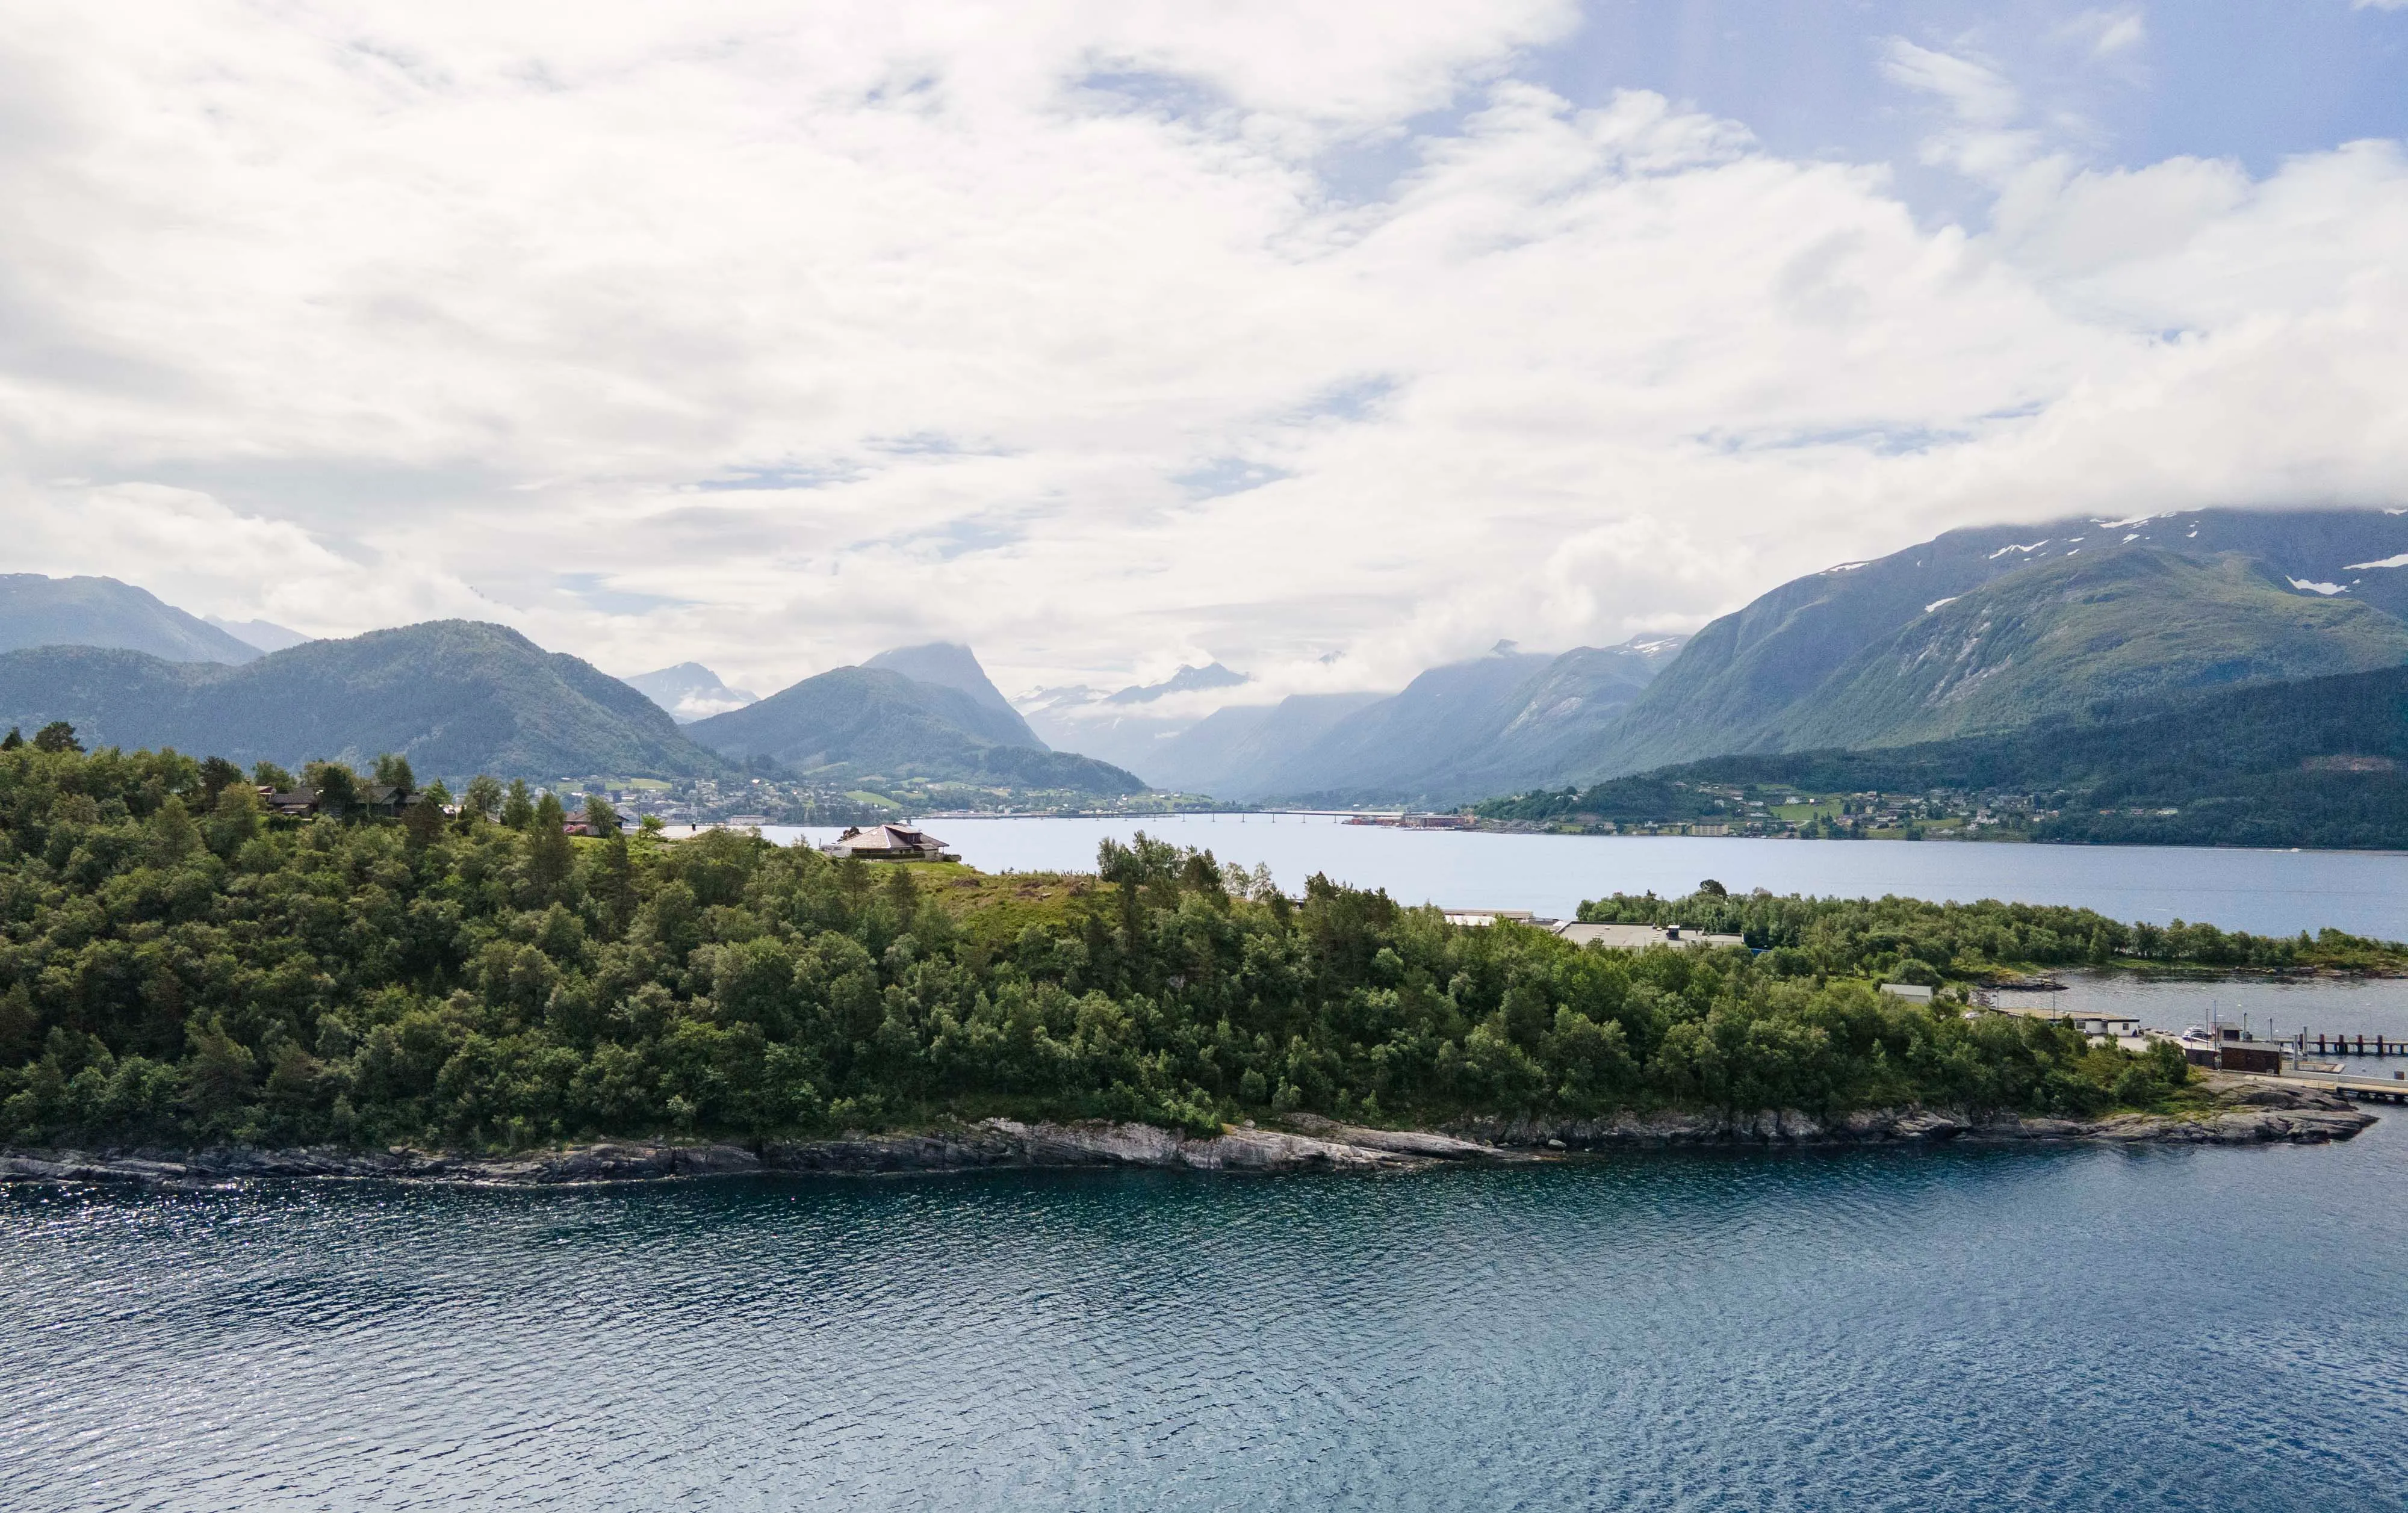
1474 781 2065 841
556 773 1235 829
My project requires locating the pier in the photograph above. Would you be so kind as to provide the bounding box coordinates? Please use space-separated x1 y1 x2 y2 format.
2291 1033 2404 1057
2241 1071 2408 1106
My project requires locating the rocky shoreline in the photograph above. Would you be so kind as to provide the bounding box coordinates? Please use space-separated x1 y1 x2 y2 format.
1441 1077 2376 1149
0 1078 2371 1189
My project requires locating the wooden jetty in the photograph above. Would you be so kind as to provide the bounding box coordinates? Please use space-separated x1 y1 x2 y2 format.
2291 1033 2403 1058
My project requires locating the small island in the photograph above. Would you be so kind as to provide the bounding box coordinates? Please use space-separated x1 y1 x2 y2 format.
0 738 2383 1184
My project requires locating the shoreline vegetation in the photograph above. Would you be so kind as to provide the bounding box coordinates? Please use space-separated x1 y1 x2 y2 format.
0 739 2392 1175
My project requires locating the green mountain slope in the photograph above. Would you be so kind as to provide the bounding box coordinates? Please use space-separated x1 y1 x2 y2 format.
689 666 1144 794
1505 661 2408 849
1595 506 2408 775
0 621 726 778
1772 549 2408 749
0 573 262 664
1599 664 2408 853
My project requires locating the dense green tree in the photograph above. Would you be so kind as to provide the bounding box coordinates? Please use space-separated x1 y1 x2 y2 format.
502 778 535 830
33 722 80 754
528 793 573 901
305 760 359 817
372 753 415 796
207 782 262 855
462 774 503 825
197 755 245 806
0 744 2345 1154
401 794 447 850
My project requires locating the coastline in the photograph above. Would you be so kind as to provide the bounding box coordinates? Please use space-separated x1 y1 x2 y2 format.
0 1079 2371 1189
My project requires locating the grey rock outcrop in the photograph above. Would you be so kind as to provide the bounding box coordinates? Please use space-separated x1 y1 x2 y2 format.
0 1079 2371 1189
0 1118 1468 1188
1447 1077 2373 1150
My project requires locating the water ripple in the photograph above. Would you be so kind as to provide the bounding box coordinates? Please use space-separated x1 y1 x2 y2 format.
5 1130 2407 1512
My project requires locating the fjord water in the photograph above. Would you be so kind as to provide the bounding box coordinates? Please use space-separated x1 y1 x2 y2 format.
768 815 2408 939
7 1127 2407 1511
14 827 2407 1510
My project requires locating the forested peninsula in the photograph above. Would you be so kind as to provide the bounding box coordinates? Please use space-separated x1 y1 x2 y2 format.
0 739 2389 1163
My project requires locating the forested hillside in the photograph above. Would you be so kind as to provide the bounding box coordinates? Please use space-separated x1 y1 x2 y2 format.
0 743 2247 1154
1483 662 2408 850
690 665 1141 794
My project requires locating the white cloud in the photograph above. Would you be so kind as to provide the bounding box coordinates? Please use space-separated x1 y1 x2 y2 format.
7 481 494 634
1879 38 2040 180
1880 39 2021 126
0 3 2403 703
2057 10 2147 58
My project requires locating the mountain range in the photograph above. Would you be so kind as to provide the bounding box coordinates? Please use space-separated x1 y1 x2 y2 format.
1079 506 2408 805
11 504 2408 817
1512 660 2408 850
203 614 312 652
1141 637 1687 803
0 583 1143 793
1587 507 2408 777
0 621 725 778
1041 635 1687 804
2 574 263 664
1019 662 1253 775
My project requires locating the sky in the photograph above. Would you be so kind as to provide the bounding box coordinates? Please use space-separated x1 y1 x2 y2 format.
5 1 2408 706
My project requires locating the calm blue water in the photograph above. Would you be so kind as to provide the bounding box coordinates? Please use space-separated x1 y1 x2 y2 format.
5 1122 2406 1511
17 827 2403 1508
1999 974 2408 1081
760 815 2408 941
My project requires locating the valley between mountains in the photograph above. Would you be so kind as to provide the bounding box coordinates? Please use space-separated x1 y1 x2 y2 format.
5 505 2408 847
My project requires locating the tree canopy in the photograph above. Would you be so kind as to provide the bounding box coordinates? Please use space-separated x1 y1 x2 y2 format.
0 742 2248 1154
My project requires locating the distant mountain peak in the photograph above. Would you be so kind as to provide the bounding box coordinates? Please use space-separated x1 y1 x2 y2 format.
687 663 1134 793
864 642 1017 715
1 572 262 665
203 614 311 653
1621 633 1691 663
625 662 760 723
1103 662 1249 705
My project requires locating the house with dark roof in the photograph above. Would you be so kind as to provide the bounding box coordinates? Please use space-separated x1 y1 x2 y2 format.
824 823 958 861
